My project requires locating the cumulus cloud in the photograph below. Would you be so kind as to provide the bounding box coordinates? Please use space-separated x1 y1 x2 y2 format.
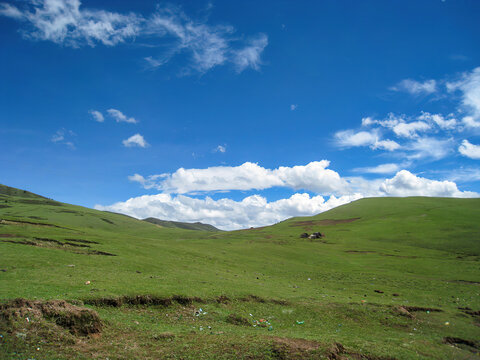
89 110 104 123
392 121 431 138
0 0 268 74
95 193 362 230
378 170 477 198
458 140 480 159
417 112 457 130
98 167 477 230
122 134 148 148
390 79 437 95
462 116 480 128
335 129 400 151
130 161 349 195
107 109 138 124
447 67 480 121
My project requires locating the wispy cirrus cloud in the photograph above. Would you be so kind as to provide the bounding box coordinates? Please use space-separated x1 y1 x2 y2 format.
353 163 402 175
0 0 268 74
0 0 142 47
51 128 75 149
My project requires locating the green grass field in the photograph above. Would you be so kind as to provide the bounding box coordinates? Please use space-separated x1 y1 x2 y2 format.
1 184 479 359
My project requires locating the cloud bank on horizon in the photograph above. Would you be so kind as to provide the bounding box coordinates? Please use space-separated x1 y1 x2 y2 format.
96 66 480 230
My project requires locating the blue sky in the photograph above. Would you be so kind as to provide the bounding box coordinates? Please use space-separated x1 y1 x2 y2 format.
1 0 480 229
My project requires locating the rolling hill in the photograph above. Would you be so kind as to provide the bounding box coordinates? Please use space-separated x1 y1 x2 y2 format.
0 184 479 359
143 217 220 231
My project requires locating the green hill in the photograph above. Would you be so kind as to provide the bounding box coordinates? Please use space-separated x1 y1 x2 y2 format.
143 217 220 231
1 184 479 359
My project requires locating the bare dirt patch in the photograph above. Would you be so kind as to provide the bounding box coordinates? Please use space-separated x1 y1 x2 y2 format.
0 233 17 238
345 250 377 254
326 341 398 360
290 218 360 227
85 295 204 307
271 337 321 359
0 298 102 336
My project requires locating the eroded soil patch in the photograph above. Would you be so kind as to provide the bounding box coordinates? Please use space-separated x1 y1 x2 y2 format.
0 298 102 336
443 337 480 353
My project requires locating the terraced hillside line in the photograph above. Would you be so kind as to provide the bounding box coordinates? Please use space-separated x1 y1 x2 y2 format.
290 217 360 227
0 218 66 229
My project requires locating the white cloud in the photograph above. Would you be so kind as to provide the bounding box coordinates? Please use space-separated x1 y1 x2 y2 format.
290 104 297 111
335 129 400 151
392 121 431 138
407 137 454 160
51 128 75 149
98 168 478 230
0 0 142 47
379 170 477 198
390 79 437 95
214 145 226 153
130 161 349 195
462 116 480 128
447 67 480 121
335 130 378 147
353 163 402 174
459 140 480 160
0 3 24 19
372 139 401 151
145 6 267 73
232 33 268 72
417 112 457 130
122 134 148 148
0 1 268 74
107 109 138 124
89 109 104 123
95 192 362 230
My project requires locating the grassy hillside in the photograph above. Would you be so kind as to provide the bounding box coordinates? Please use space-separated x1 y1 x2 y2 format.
1 185 479 359
143 217 220 231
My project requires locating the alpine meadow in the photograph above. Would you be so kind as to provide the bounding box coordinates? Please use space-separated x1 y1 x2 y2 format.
1 0 480 359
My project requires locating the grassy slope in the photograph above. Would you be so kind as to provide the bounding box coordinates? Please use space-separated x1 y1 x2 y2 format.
143 217 220 231
1 187 479 359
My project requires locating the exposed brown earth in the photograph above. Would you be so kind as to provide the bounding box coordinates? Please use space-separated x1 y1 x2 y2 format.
0 298 102 336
